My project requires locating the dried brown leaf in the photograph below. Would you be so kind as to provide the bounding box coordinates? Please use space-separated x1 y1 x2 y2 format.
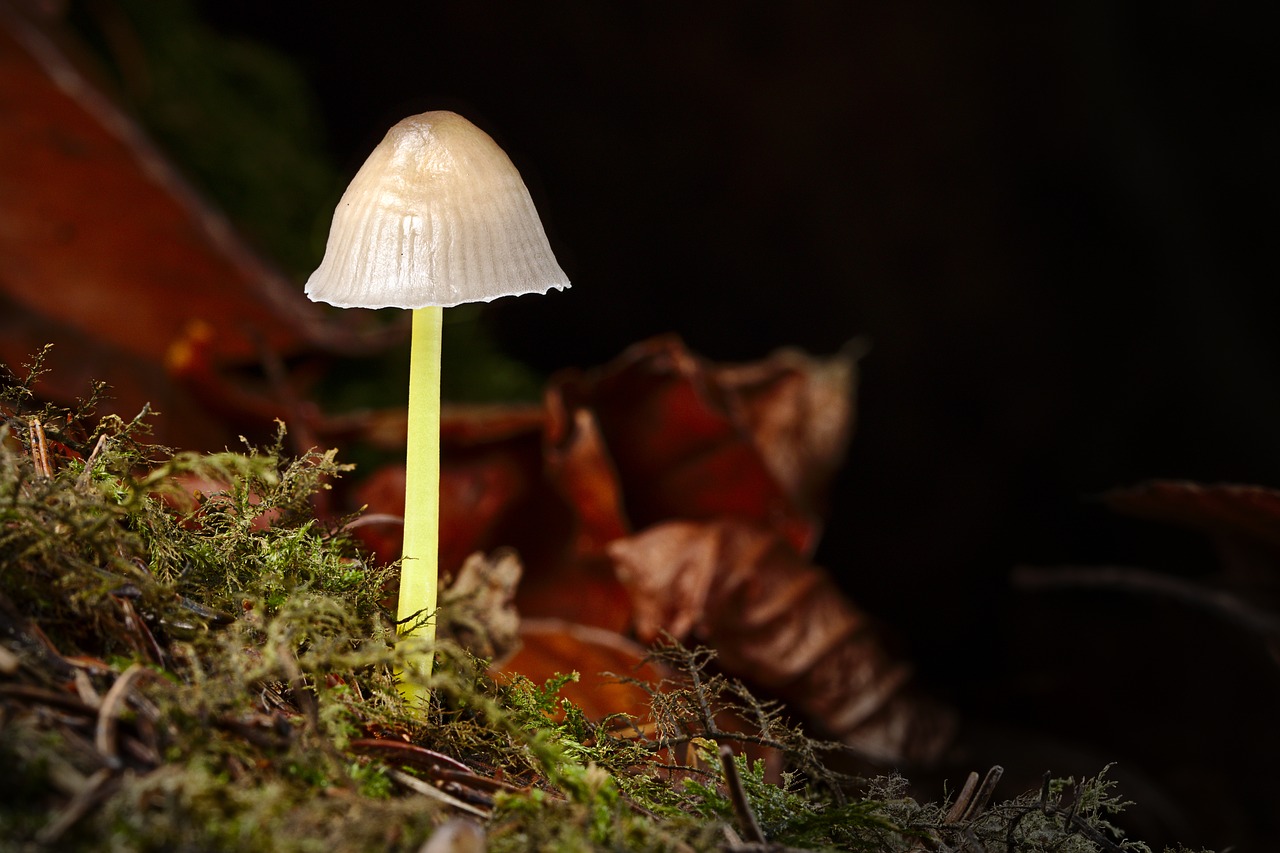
609 519 953 764
438 550 523 665
548 335 857 556
496 619 667 724
1105 480 1280 553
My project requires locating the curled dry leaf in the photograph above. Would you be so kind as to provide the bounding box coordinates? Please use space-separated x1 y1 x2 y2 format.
546 334 857 557
708 341 860 524
437 550 523 666
609 520 954 765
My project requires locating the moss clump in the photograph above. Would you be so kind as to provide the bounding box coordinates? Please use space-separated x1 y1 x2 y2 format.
0 352 1209 851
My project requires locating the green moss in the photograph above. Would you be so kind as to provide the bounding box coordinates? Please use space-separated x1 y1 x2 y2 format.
0 355 1212 852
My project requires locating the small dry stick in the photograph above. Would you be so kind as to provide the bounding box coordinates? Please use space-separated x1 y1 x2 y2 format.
682 650 768 844
77 433 109 488
1014 564 1280 638
35 767 119 846
387 768 490 818
29 417 52 477
943 772 979 823
95 663 148 768
718 743 766 845
960 764 1003 821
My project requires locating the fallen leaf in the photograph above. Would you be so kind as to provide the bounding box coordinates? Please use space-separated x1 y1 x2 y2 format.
438 550 523 665
609 519 954 765
497 619 667 724
0 5 376 447
347 337 938 757
709 341 861 522
543 405 630 557
1105 480 1280 554
548 335 857 556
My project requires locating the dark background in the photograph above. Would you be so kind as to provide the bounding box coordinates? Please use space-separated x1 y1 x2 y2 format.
160 2 1280 846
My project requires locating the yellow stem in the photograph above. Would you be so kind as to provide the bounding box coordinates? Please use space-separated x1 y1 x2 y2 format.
397 305 443 695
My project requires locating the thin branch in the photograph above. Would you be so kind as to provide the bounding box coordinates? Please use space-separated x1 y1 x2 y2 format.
386 768 490 818
34 768 120 846
944 772 979 824
29 417 52 477
1014 564 1280 638
961 765 1003 821
95 663 148 768
718 744 765 844
77 434 109 488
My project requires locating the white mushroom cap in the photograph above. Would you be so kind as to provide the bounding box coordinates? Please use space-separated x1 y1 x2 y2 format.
305 111 569 309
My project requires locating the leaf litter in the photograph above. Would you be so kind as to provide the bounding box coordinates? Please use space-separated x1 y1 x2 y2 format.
0 349 1204 852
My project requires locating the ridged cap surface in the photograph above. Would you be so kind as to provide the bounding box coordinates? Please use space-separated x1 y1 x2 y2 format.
305 111 569 309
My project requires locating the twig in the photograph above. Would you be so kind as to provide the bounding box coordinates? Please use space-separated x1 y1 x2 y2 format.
35 767 120 845
95 663 148 768
652 729 814 754
275 638 358 788
1013 564 1280 638
386 768 490 818
0 683 97 713
349 739 474 775
77 433 109 488
961 765 1003 821
718 744 766 844
680 646 768 845
29 417 52 477
73 669 101 708
115 595 166 665
685 646 719 732
276 638 321 735
349 738 519 800
943 772 979 824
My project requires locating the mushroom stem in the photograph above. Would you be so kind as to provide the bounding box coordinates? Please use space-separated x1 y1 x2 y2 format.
398 305 443 691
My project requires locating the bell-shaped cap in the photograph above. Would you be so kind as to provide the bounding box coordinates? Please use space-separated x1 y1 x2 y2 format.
305 111 569 309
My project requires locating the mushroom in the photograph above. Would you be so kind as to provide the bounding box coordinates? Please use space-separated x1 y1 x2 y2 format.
305 111 568 690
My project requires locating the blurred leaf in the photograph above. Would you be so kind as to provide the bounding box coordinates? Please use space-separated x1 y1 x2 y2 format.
0 4 327 445
548 335 857 556
351 335 947 764
609 519 953 764
66 0 340 276
1105 480 1280 554
497 619 667 724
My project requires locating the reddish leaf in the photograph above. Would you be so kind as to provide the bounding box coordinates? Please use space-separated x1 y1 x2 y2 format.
548 335 856 556
543 406 630 556
0 8 371 447
351 429 542 572
496 619 667 723
609 520 954 764
709 343 859 522
353 337 861 636
1105 480 1280 554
